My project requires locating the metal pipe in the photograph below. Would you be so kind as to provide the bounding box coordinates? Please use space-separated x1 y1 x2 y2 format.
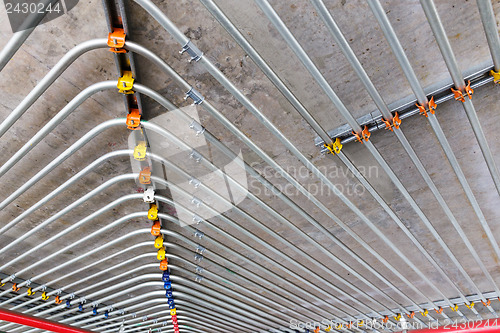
194 1 432 319
0 39 108 138
116 315 226 333
367 0 500 310
0 80 117 182
0 173 137 257
0 251 154 312
477 0 500 70
254 0 454 316
96 303 251 333
141 124 397 318
0 0 57 72
0 190 142 275
1 224 321 331
0 84 339 322
0 118 125 211
0 309 92 333
311 0 484 317
128 0 437 315
47 289 275 332
198 0 331 144
420 0 500 197
0 219 150 298
0 149 132 236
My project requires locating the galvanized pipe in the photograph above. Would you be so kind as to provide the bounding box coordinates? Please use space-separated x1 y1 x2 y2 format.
95 303 251 333
194 1 435 320
0 80 117 182
128 0 438 315
0 219 150 299
110 314 225 333
367 0 500 312
254 0 455 317
0 252 154 312
116 315 226 333
420 0 500 197
26 295 260 333
477 0 500 70
1 222 328 330
311 0 484 317
0 191 142 275
0 0 57 72
0 149 132 236
142 124 398 318
0 174 138 257
44 288 278 332
0 39 108 138
0 118 125 211
0 85 341 323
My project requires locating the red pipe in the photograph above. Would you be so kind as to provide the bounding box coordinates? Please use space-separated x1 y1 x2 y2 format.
0 308 92 333
408 320 500 333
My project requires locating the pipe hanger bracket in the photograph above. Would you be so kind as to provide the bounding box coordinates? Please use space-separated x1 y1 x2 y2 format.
126 109 141 130
324 137 343 154
117 71 134 94
107 28 127 53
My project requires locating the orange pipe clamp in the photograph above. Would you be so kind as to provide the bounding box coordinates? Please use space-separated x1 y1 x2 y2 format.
159 259 168 271
451 81 473 103
382 316 389 323
54 296 63 305
107 28 127 53
407 311 415 319
382 112 402 131
482 299 491 307
126 109 141 130
12 283 20 292
465 80 474 99
352 126 371 144
139 167 151 185
435 307 443 314
151 221 161 236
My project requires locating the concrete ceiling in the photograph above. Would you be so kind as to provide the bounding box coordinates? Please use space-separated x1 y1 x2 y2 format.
1 0 500 332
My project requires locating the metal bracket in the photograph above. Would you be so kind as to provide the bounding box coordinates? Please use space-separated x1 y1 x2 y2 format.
117 71 134 94
189 119 206 135
55 289 62 295
143 187 155 203
126 109 141 130
185 87 205 105
189 149 202 162
194 229 204 239
25 279 31 286
180 40 203 62
79 297 86 304
107 28 127 53
194 253 203 262
9 275 16 281
139 166 152 185
191 196 202 208
188 177 201 189
195 266 204 274
195 274 203 283
195 245 206 255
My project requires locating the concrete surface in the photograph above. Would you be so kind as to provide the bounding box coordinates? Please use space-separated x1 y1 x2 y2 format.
0 0 500 331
